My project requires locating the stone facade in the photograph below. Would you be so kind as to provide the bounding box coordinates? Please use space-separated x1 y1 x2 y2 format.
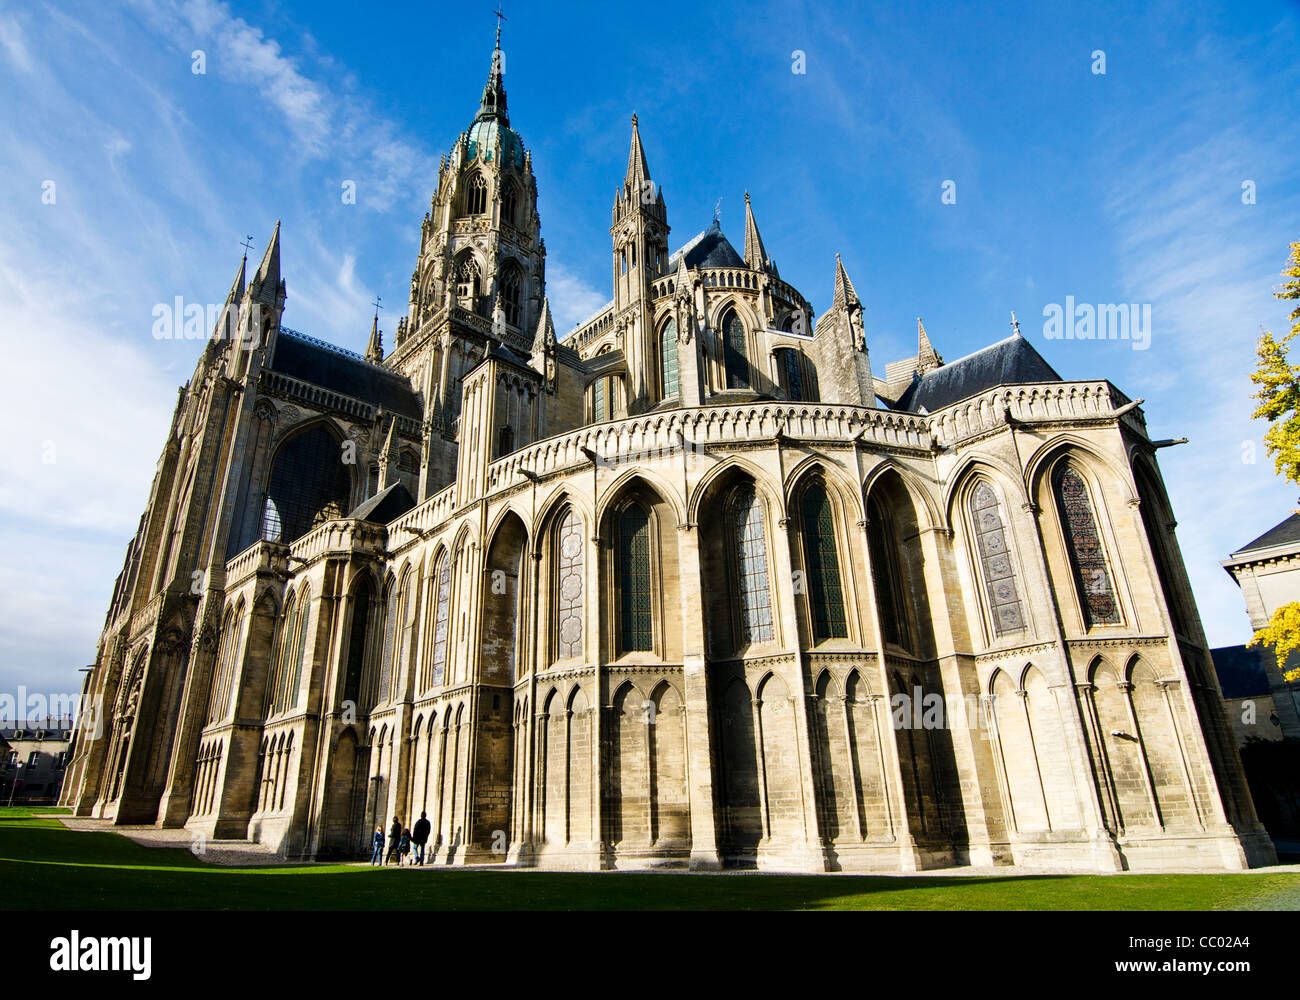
60 39 1274 873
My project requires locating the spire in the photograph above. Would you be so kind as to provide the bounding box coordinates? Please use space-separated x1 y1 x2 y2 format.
625 112 650 187
831 253 859 311
253 220 281 291
742 191 770 273
532 297 556 354
365 314 383 363
225 255 246 307
916 317 943 373
477 34 509 125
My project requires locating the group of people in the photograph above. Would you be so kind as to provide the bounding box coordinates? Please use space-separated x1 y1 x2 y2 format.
370 812 432 866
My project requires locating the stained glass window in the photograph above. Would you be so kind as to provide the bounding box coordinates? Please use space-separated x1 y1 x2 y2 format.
593 377 610 422
802 484 848 640
1055 465 1121 626
556 509 584 659
969 483 1025 636
618 503 653 652
729 485 774 645
377 581 397 704
661 320 679 400
780 349 804 401
429 555 451 688
723 310 748 389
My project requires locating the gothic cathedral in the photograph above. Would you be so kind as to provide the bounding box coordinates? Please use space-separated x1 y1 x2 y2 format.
61 38 1275 872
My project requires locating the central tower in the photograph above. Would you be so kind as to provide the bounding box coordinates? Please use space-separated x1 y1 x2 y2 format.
389 33 545 496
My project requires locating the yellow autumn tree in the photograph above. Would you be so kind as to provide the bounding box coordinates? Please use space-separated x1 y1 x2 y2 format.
1248 241 1300 681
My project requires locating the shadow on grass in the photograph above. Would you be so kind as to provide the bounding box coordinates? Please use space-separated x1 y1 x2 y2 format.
4 816 1299 911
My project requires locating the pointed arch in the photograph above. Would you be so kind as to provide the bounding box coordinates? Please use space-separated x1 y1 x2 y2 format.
259 421 354 544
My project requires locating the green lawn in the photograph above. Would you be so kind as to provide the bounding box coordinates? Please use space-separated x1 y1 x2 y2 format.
4 809 1298 910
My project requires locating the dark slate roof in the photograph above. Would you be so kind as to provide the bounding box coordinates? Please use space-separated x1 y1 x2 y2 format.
1211 644 1274 699
348 481 416 524
670 219 745 270
1234 513 1300 555
271 328 422 419
894 334 1062 413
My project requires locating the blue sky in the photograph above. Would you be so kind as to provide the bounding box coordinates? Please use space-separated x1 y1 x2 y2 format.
0 0 1298 704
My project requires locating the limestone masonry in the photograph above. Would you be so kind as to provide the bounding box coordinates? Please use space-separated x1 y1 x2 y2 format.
60 39 1274 873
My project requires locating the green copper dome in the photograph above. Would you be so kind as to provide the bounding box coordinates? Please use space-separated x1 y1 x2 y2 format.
466 118 525 169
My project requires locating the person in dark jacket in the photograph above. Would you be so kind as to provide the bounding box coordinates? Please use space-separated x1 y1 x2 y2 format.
411 811 431 866
385 816 402 865
398 828 411 865
370 827 384 866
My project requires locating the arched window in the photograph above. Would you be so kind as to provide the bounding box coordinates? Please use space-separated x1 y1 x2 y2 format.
555 508 584 660
269 588 307 716
867 493 910 650
208 603 244 724
592 376 616 422
801 483 848 640
777 348 804 401
727 484 774 646
969 482 1025 637
617 503 653 652
455 255 480 310
501 180 518 226
344 577 371 709
260 426 352 544
427 554 452 690
377 579 398 705
722 309 748 389
500 267 522 327
1054 463 1121 626
394 571 417 698
660 319 679 400
466 172 488 215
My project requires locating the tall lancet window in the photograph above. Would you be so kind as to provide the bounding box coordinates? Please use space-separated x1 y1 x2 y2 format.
1054 464 1121 626
556 509 585 660
377 579 398 705
660 319 679 400
427 554 451 689
722 309 749 388
777 348 804 401
969 482 1025 637
802 483 848 640
501 180 518 226
617 503 653 652
500 268 522 327
728 484 774 646
466 172 488 215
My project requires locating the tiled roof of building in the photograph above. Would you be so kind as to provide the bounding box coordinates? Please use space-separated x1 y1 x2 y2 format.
1210 644 1274 699
271 328 422 419
669 219 745 270
1233 513 1300 556
894 333 1062 413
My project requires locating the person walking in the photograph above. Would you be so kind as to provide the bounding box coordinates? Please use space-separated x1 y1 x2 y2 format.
370 827 384 866
411 811 431 866
385 815 402 865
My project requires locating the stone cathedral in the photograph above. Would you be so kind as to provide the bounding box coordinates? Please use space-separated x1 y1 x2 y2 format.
62 38 1275 873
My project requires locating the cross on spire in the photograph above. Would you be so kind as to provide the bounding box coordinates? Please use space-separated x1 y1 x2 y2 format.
1010 310 1022 337
493 3 507 47
372 295 383 319
239 234 254 259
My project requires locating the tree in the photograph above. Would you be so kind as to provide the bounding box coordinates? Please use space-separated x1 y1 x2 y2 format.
1248 241 1300 682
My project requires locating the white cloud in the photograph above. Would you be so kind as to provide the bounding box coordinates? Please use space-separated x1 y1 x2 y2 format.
547 262 608 332
0 13 33 74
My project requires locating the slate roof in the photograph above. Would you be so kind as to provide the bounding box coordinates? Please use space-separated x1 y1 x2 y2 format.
1233 513 1300 556
669 219 745 270
894 333 1062 413
1211 644 1274 699
271 328 422 418
347 481 416 524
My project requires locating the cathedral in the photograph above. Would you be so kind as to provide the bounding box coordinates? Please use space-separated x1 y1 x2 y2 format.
60 37 1275 873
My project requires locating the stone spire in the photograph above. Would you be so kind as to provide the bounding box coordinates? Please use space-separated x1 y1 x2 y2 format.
916 317 943 373
364 314 383 363
625 112 650 188
252 220 281 294
531 296 556 354
742 191 772 273
831 252 859 311
477 35 509 125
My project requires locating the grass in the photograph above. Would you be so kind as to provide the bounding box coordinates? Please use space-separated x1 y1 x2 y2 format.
3 809 1299 910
